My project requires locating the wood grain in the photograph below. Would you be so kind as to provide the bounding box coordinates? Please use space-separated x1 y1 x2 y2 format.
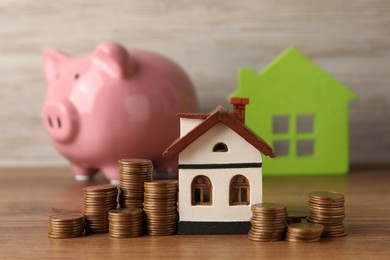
0 0 389 167
0 167 389 259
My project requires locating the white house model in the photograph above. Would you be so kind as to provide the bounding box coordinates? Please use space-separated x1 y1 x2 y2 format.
163 98 275 234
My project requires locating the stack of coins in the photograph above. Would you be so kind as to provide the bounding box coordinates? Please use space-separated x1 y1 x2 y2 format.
108 208 144 238
286 222 324 242
83 184 118 233
307 191 346 237
248 203 288 242
119 159 153 208
143 180 178 236
48 213 84 239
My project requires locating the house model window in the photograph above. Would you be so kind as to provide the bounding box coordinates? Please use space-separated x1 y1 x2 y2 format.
230 175 250 205
213 142 228 152
191 175 212 206
272 114 315 157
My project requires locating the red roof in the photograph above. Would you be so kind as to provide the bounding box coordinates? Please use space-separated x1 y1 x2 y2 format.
177 113 209 119
163 106 275 158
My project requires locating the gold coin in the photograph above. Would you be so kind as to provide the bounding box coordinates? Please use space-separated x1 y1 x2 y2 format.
109 229 143 235
251 214 287 220
247 232 282 241
309 204 344 210
287 223 324 234
108 214 143 220
250 222 286 228
324 224 344 230
84 184 117 192
250 229 286 235
144 180 177 186
145 214 178 219
147 230 176 236
146 219 177 225
308 214 344 221
110 227 143 232
84 189 118 194
49 229 84 235
49 213 84 222
119 158 152 163
251 203 287 212
309 191 344 200
143 205 177 210
307 218 343 225
286 236 320 243
109 208 143 216
109 233 143 238
143 197 177 202
48 233 83 239
109 221 144 227
286 233 320 240
49 220 84 226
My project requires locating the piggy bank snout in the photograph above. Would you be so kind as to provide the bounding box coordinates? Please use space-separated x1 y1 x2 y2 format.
42 100 79 143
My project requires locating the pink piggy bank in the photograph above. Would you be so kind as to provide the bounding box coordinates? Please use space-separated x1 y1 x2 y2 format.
42 42 197 183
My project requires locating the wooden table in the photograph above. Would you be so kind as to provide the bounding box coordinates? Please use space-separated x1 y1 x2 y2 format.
0 167 389 259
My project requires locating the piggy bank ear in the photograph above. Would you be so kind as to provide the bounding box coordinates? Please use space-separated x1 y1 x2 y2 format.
92 42 134 79
43 49 69 82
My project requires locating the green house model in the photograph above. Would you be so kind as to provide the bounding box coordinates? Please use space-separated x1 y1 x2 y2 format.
230 47 357 175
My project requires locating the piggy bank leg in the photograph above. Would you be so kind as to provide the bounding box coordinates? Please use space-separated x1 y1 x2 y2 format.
155 157 178 180
102 165 120 185
71 164 98 181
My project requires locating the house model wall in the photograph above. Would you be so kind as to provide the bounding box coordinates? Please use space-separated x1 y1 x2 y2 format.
163 98 274 234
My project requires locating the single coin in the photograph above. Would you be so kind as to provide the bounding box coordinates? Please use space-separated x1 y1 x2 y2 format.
309 190 344 198
287 223 324 234
286 236 320 243
251 203 287 212
49 213 84 222
109 208 143 216
84 184 118 192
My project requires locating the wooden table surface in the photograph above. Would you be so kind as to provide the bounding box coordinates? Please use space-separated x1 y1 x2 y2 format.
0 167 389 259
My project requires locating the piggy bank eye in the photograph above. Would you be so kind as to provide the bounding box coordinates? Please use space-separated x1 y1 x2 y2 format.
55 73 60 79
74 73 80 80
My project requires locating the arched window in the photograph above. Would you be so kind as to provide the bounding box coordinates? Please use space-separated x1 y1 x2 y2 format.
191 175 212 205
230 175 250 205
213 142 228 152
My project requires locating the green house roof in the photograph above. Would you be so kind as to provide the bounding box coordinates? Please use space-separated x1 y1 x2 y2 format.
232 47 357 102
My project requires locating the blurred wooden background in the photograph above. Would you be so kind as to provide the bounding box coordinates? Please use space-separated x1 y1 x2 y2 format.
0 0 389 167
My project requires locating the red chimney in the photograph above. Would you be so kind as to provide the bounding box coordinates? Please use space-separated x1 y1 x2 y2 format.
230 97 249 124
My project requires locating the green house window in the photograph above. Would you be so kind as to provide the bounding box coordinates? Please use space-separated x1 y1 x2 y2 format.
297 115 314 133
272 114 315 157
272 115 289 134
